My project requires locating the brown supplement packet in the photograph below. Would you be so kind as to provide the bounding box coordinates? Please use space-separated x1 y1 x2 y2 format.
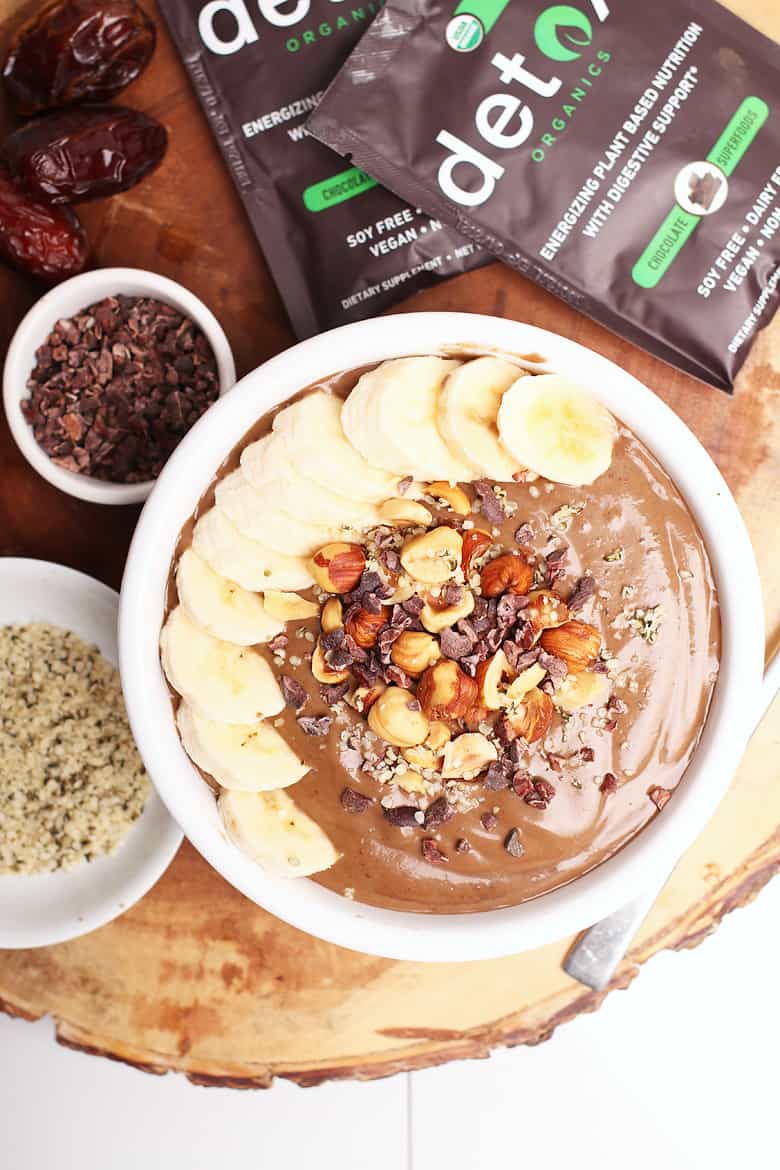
309 0 780 389
157 0 485 338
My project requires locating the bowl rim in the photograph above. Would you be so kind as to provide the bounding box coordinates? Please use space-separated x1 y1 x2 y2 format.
119 311 764 962
0 556 183 948
2 266 236 506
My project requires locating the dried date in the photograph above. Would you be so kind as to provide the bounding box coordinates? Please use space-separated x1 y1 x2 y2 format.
3 0 156 116
0 163 87 279
4 105 167 203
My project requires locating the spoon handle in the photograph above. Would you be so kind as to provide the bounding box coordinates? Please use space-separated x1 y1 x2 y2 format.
564 649 780 992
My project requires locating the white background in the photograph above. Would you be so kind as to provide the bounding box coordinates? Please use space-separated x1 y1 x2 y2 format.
1 876 778 1170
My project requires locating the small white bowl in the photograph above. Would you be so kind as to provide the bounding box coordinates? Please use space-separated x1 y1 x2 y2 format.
120 313 764 962
2 268 236 506
0 558 182 949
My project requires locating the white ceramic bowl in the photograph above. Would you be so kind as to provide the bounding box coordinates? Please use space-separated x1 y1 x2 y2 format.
2 267 236 506
119 313 763 962
0 558 183 949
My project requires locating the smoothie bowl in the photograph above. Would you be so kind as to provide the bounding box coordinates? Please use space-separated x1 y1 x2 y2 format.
119 313 762 961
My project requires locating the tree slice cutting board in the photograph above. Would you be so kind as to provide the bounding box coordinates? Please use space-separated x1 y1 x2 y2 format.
0 0 778 1089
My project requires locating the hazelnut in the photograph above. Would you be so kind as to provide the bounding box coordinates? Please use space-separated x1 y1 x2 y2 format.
506 687 553 744
345 606 387 649
367 685 430 748
420 589 475 633
350 681 386 714
480 552 533 598
441 732 498 779
428 481 471 516
540 619 601 672
378 498 434 527
402 721 451 771
320 597 343 634
310 542 366 593
553 670 610 713
262 590 319 621
417 659 477 720
400 526 463 584
391 630 441 676
311 641 349 684
461 529 492 576
525 589 570 636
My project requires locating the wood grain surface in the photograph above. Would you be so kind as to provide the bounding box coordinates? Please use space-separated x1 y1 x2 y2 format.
0 0 778 1088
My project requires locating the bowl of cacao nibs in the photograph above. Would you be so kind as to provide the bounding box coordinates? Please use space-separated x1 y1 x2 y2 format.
3 267 236 504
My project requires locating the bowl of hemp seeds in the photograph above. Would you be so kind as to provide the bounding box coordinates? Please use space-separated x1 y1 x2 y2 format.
0 557 182 948
2 267 236 505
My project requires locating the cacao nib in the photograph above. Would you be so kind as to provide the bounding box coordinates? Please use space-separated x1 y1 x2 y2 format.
384 662 413 689
268 633 289 653
406 697 422 711
568 575 596 613
380 547 401 573
604 718 618 732
423 797 454 829
343 633 369 661
297 715 332 736
320 680 350 705
514 522 534 544
537 649 568 680
503 644 540 672
608 696 629 714
22 295 219 483
514 618 536 649
421 837 448 864
397 475 413 494
485 628 503 654
390 603 412 628
455 837 471 853
578 747 595 763
600 773 618 795
524 778 556 807
474 479 505 525
459 652 481 677
442 583 464 605
280 674 308 710
648 784 672 809
545 545 568 584
327 647 354 670
456 617 478 644
378 625 402 660
319 628 345 654
540 677 556 697
497 593 530 627
402 594 425 617
591 659 610 674
484 758 513 790
511 772 534 799
507 740 526 766
360 592 383 615
341 787 373 813
439 627 473 660
383 805 420 828
351 659 380 687
495 716 518 746
504 828 525 857
480 811 498 831
344 570 383 604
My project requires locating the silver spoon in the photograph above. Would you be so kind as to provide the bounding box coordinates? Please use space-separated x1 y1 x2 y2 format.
564 650 780 991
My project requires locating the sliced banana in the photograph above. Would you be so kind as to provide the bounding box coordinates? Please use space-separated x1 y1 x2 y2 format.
192 507 313 592
241 434 379 528
177 701 307 791
438 357 529 481
498 374 616 486
262 590 319 622
160 606 284 723
219 788 340 877
176 549 283 646
215 469 344 556
341 356 473 482
271 391 405 502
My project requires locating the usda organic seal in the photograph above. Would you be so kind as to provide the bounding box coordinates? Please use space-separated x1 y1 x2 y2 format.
445 13 484 51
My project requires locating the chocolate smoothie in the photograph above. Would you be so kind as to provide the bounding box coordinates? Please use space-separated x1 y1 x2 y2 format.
164 357 720 914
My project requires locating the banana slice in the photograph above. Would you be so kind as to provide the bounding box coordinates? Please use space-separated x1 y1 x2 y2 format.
241 434 379 528
160 606 284 723
192 507 313 592
438 357 529 481
272 391 406 502
215 469 344 556
341 356 473 482
498 374 616 486
176 549 283 646
219 788 340 877
177 701 307 791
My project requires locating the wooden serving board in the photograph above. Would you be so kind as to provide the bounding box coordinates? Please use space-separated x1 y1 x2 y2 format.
1 0 779 1088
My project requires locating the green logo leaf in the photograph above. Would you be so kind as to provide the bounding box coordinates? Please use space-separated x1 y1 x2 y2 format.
534 4 592 62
